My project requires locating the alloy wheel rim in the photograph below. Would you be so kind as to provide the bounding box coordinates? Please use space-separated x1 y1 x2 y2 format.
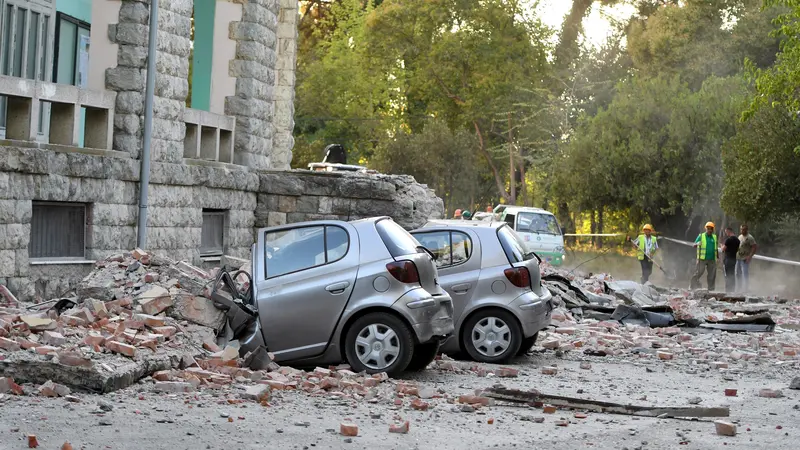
471 316 511 357
355 323 400 370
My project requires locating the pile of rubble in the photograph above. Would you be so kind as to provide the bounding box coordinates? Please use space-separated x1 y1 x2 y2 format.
533 267 800 368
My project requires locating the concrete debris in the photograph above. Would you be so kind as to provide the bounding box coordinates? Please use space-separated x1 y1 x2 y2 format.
714 420 737 436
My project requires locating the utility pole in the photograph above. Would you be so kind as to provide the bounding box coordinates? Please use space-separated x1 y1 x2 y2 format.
136 0 159 249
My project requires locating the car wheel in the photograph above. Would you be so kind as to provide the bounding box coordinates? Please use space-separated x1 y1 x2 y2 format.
516 332 539 356
344 312 414 375
461 309 522 364
405 341 440 371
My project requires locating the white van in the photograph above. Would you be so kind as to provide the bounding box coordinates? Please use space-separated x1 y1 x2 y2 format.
493 206 566 266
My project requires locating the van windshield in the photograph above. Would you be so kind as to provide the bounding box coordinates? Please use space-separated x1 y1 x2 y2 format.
497 225 537 263
516 212 561 235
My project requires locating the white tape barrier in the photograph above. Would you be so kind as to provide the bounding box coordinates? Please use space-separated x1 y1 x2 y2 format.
565 233 800 267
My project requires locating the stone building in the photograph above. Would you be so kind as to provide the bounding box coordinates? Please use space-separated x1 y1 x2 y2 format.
0 0 443 301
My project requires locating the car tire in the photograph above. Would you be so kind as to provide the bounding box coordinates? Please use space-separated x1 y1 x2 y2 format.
405 341 440 371
516 332 539 356
344 312 415 375
461 308 522 364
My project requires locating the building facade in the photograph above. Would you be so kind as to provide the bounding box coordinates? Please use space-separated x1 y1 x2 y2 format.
0 0 444 301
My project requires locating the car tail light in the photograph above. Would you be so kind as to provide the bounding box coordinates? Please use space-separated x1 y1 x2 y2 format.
386 261 420 284
504 267 531 288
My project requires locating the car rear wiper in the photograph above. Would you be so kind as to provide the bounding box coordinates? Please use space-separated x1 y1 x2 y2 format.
417 245 438 261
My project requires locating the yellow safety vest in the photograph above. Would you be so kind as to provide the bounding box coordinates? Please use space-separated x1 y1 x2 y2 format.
696 233 718 260
637 235 657 261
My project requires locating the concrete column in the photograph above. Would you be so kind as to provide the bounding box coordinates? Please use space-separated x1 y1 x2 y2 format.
271 0 299 170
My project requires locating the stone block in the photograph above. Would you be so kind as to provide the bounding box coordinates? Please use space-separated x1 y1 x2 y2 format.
295 196 320 214
106 67 145 92
0 224 28 249
117 44 149 68
0 251 14 278
115 92 145 115
169 294 225 329
0 200 32 224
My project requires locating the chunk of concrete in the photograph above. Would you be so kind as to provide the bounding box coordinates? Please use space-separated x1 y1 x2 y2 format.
137 286 173 315
169 294 225 330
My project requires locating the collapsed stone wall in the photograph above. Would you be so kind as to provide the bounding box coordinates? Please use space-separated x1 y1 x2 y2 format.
0 144 443 301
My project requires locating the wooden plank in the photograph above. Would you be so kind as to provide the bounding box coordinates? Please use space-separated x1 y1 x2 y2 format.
480 387 729 418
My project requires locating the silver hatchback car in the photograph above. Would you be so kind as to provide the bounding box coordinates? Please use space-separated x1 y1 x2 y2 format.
238 217 454 375
411 220 554 363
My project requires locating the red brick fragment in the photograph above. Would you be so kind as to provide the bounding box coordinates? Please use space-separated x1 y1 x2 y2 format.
458 395 491 406
389 421 409 434
0 377 24 395
340 422 358 436
541 366 558 375
496 367 519 378
411 399 429 411
0 336 21 351
543 405 557 414
715 420 737 436
28 435 38 448
724 389 737 397
106 340 136 357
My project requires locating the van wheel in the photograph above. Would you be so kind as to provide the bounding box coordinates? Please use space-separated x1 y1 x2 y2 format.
516 332 539 356
344 313 414 375
462 309 522 364
405 341 440 371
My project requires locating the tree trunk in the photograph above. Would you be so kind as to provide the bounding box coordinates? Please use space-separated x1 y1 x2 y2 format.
597 207 604 249
590 211 596 247
554 0 595 75
508 113 516 205
474 121 510 202
519 159 528 206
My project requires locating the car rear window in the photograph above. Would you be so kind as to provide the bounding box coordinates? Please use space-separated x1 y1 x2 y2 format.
376 219 419 258
497 225 534 263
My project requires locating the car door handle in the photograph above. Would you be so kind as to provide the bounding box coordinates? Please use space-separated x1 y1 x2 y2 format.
325 282 350 294
451 283 471 294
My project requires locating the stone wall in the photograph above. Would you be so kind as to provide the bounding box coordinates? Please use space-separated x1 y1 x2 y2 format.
0 144 443 301
271 0 299 169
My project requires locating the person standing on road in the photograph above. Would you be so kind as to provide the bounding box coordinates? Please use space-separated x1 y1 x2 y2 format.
631 224 658 284
721 227 740 292
736 224 758 292
691 222 719 291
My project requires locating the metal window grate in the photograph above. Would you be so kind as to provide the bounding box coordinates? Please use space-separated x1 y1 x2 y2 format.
29 202 86 259
201 210 225 256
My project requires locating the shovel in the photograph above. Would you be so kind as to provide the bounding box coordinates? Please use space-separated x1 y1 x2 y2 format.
629 238 677 282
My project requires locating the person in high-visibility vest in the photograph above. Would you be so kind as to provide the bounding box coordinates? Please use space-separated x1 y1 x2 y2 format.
691 222 719 291
632 224 658 284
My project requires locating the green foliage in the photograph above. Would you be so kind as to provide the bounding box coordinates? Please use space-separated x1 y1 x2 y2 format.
722 104 800 221
557 75 748 224
745 0 800 120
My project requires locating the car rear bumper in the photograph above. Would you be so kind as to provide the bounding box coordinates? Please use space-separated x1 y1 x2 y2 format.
393 288 455 344
510 288 554 337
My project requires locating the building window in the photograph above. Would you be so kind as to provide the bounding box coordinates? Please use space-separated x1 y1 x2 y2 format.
0 0 53 137
53 12 89 87
29 201 87 260
201 209 227 257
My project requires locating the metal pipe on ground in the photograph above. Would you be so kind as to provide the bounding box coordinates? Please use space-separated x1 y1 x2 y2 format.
136 0 160 249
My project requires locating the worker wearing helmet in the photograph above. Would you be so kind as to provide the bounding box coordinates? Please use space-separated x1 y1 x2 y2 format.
691 222 719 291
453 209 462 220
631 224 658 284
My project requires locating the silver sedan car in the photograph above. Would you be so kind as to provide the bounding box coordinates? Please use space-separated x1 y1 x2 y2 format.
411 221 554 363
239 217 454 375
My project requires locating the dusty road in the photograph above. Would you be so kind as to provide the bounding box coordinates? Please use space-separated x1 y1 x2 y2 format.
2 346 797 450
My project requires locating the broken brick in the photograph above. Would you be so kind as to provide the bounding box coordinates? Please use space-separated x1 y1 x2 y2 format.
38 380 70 397
61 315 87 327
411 399 429 411
105 340 137 357
758 389 784 398
724 389 738 397
541 366 558 375
16 338 38 350
0 336 21 351
135 314 166 328
555 327 576 335
340 422 358 436
61 443 73 450
57 352 93 367
242 384 271 401
153 371 173 382
574 413 588 419
152 326 177 338
657 351 673 361
203 340 221 352
34 345 58 355
42 331 66 347
579 362 591 370
389 421 410 434
137 286 173 315
543 405 557 414
714 420 737 436
496 367 519 378
711 362 728 369
363 378 379 388
28 435 38 448
458 395 492 406
0 377 23 395
83 333 106 347
132 248 148 261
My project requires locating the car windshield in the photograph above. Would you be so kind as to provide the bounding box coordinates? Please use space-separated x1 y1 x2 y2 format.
516 212 560 235
497 225 537 263
376 219 420 257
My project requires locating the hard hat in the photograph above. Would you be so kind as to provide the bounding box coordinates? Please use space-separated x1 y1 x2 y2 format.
642 224 653 232
705 221 715 229
462 210 472 219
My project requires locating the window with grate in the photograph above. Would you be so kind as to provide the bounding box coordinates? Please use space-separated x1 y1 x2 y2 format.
29 201 87 259
200 209 226 257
